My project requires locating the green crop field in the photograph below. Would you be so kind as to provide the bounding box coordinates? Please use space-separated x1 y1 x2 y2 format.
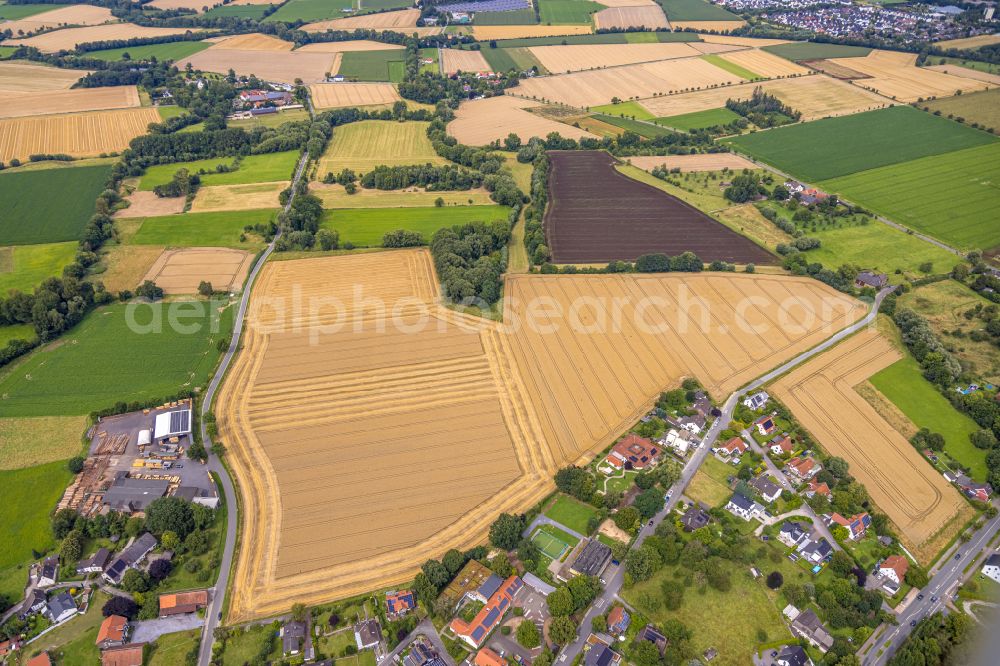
625 32 658 43
0 242 77 295
139 151 298 190
130 209 276 247
0 3 52 19
656 0 740 20
321 205 509 246
84 40 212 62
543 494 598 534
0 46 16 59
0 460 73 569
0 164 111 245
593 114 676 138
726 106 996 182
870 355 986 480
923 88 1000 133
538 0 602 24
203 3 275 18
265 0 355 22
0 303 232 417
819 142 1000 250
590 100 654 120
481 47 520 73
660 107 742 130
762 42 872 62
360 0 412 10
702 53 760 80
491 31 698 48
475 9 538 25
928 56 1000 75
338 49 407 82
318 120 445 174
229 109 312 130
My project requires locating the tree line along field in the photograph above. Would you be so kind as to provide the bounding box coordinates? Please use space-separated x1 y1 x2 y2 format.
320 205 510 247
138 150 299 189
0 303 233 417
128 209 277 247
0 163 111 245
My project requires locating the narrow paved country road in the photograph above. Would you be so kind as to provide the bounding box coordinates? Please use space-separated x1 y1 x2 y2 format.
197 147 310 666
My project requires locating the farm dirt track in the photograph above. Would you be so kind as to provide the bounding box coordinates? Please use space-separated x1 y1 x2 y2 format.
143 247 254 294
0 61 90 92
220 249 868 619
178 48 336 83
3 23 192 53
309 83 401 109
638 74 892 121
514 56 746 108
528 43 702 74
545 151 774 264
0 85 140 119
829 50 990 101
592 6 669 30
0 108 160 163
627 153 757 172
772 329 966 549
449 95 597 145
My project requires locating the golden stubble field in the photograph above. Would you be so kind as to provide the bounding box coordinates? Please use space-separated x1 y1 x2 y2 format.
303 8 439 35
0 107 160 163
626 153 758 173
143 247 254 294
178 48 336 84
528 43 702 74
593 5 669 30
4 23 191 52
309 82 401 109
219 251 869 619
0 85 141 119
441 48 491 74
0 61 90 92
0 5 113 35
448 95 597 145
829 50 990 101
772 329 968 553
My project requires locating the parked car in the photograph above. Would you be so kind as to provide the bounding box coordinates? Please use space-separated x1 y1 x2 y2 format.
910 620 917 627
917 594 924 600
955 552 962 560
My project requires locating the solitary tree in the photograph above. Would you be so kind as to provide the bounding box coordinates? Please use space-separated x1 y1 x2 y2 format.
766 571 784 589
516 619 541 648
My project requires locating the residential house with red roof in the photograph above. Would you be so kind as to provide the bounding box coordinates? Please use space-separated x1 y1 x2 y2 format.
386 590 416 618
96 615 128 649
475 647 507 666
830 512 871 540
786 457 821 481
879 555 909 586
768 434 794 456
605 434 660 470
716 436 748 458
806 479 830 499
450 576 523 648
754 414 777 436
101 644 145 666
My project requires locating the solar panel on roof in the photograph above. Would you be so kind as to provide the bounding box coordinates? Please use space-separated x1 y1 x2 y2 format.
170 410 190 433
483 608 500 627
471 627 486 641
498 598 508 611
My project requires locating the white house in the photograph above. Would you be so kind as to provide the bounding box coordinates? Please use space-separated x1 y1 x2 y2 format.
878 555 909 586
45 592 77 624
742 391 769 411
725 493 763 522
658 429 692 456
778 522 808 548
982 553 1000 584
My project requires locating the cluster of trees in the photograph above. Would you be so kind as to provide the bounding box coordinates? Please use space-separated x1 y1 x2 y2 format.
634 251 705 273
723 172 767 203
894 309 963 388
410 545 488 617
726 87 802 128
0 277 113 353
888 612 973 666
544 575 601 646
359 164 482 191
508 129 718 160
153 167 200 198
776 236 822 255
429 221 511 304
782 253 862 295
523 152 550 266
382 229 424 248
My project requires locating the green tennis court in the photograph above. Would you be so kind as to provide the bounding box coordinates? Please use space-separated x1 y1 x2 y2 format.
531 529 570 560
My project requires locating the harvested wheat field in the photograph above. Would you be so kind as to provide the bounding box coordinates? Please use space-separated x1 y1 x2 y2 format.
718 49 810 78
218 249 551 619
178 48 336 83
528 43 702 74
639 74 892 120
672 20 745 32
97 244 164 293
208 33 293 51
627 153 757 173
593 6 669 30
449 95 596 145
116 191 185 218
146 0 213 10
309 82 401 109
190 182 287 213
515 56 746 108
0 86 140 120
471 25 594 41
936 34 1000 51
143 247 254 294
698 33 790 47
313 183 494 208
441 49 490 75
303 9 438 35
829 50 989 101
925 64 1000 85
317 120 445 174
297 40 404 53
0 5 113 36
771 329 967 551
0 107 159 163
687 41 747 55
4 23 192 53
0 61 88 92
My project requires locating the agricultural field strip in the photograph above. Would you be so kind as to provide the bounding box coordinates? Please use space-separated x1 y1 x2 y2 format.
829 50 990 102
772 330 965 546
309 83 401 109
592 5 670 31
143 248 254 294
626 153 757 172
447 95 597 145
0 4 113 34
0 61 89 92
177 48 336 83
0 108 160 165
441 48 490 73
717 48 810 78
3 23 195 53
0 85 140 119
527 42 705 73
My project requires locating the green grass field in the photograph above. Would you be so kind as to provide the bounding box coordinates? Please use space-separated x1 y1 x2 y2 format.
229 109 312 130
659 107 742 130
221 624 281 665
590 100 654 119
726 106 996 182
0 303 232 417
928 56 1000 75
538 0 602 24
0 3 52 19
0 46 16 59
30 591 111 666
687 454 733 507
531 528 571 559
139 151 298 190
320 205 509 247
702 53 760 80
593 114 676 138
148 630 200 666
923 88 1000 133
819 142 1000 250
130 209 276 247
544 494 598 534
265 0 355 22
84 40 212 62
318 120 444 174
0 241 77 295
656 0 740 20
474 8 538 25
203 3 275 18
762 42 872 62
0 323 34 346
0 460 73 569
0 164 111 245
870 355 986 480
481 46 543 73
338 49 407 82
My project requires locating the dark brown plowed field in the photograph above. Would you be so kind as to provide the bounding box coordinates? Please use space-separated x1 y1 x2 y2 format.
545 151 776 265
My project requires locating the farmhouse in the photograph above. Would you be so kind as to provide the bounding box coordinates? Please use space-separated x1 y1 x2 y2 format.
449 576 523 648
386 590 416 618
606 434 660 470
716 436 748 458
77 548 111 575
981 553 1000 583
830 512 871 540
158 590 208 617
754 414 778 436
570 539 613 578
789 609 834 652
100 644 145 666
778 521 808 547
681 506 711 532
786 456 821 480
750 475 783 503
878 555 909 586
945 472 993 501
769 434 794 455
282 620 307 656
743 391 769 411
725 493 764 522
103 533 157 585
354 618 383 650
38 556 59 587
96 615 129 649
45 592 77 624
854 271 888 290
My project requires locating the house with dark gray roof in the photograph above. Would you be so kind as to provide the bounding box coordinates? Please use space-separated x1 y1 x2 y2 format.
777 645 811 666
103 533 157 585
778 522 808 548
45 592 77 624
102 475 169 514
281 620 307 656
799 537 833 564
39 556 59 587
750 475 782 503
681 506 710 532
569 539 612 578
77 548 111 575
790 610 833 652
354 618 383 650
725 493 763 522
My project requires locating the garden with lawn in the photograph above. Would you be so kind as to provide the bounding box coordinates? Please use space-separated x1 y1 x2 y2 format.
544 494 599 535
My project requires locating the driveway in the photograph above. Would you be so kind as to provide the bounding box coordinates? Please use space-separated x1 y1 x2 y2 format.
132 614 205 642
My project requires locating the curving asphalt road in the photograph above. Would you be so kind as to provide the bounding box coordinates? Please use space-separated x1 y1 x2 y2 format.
196 148 310 666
